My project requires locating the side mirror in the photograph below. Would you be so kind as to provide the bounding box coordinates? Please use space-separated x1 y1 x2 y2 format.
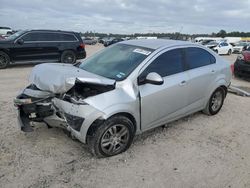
139 72 164 85
17 39 24 45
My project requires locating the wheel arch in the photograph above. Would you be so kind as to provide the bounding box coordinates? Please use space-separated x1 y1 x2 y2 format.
60 49 77 63
86 112 137 143
0 48 13 66
204 77 229 107
0 49 11 59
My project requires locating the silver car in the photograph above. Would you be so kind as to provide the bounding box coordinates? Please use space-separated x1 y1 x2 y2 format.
14 39 231 157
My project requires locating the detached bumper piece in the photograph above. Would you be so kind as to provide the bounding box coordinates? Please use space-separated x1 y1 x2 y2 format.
64 113 84 132
14 95 54 132
17 109 34 132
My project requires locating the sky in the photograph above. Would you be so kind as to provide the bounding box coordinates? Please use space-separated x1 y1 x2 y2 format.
0 0 250 34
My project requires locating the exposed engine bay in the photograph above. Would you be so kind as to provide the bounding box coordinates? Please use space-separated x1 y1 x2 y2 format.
63 78 115 105
14 79 115 132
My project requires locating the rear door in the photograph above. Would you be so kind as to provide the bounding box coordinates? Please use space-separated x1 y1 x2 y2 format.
139 48 189 131
184 47 217 110
36 32 61 60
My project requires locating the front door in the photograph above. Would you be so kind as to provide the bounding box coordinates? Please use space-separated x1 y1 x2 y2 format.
12 32 42 61
138 48 189 131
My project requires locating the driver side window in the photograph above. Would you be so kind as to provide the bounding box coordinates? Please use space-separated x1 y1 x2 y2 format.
139 48 185 81
21 32 39 42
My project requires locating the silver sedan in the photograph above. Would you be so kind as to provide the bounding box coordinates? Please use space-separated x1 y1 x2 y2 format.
14 39 232 157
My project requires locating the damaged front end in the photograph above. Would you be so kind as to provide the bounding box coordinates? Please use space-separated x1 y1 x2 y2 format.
14 63 116 134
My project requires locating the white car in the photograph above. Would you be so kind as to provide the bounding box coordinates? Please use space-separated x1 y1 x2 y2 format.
0 26 12 35
232 42 249 53
212 42 233 55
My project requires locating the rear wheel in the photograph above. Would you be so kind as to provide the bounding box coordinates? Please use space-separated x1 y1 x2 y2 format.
87 115 135 158
0 51 10 69
61 50 76 64
227 49 232 55
203 87 225 115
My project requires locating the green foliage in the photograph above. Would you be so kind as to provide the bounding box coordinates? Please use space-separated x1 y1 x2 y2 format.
80 30 250 39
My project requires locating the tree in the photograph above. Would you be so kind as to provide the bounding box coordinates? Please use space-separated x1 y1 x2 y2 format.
216 30 227 38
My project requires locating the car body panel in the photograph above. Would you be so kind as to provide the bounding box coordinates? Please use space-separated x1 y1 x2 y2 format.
14 39 232 144
29 63 115 94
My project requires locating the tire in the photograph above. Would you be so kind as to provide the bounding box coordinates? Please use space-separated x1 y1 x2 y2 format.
0 51 10 69
87 115 135 158
61 50 76 64
227 49 232 55
203 87 225 116
214 50 218 54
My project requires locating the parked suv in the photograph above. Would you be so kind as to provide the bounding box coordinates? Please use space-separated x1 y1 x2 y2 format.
0 30 86 69
14 39 231 157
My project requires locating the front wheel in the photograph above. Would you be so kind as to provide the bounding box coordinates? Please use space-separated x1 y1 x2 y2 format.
0 51 10 69
61 50 76 64
203 87 225 115
87 115 135 158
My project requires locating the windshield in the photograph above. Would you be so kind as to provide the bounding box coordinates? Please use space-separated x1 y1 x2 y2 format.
79 44 153 81
5 30 26 40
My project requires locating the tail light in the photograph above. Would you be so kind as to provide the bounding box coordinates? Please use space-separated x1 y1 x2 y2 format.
230 64 234 74
79 43 85 49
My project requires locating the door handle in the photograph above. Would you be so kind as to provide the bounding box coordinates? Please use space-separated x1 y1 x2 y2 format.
211 70 216 74
179 80 187 86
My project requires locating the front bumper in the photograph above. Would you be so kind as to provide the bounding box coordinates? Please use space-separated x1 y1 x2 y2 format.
52 98 105 143
14 93 105 144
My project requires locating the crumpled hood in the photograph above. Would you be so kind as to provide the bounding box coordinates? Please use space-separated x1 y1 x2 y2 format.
29 63 116 94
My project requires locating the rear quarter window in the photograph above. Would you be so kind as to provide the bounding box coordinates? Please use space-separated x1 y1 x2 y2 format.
185 47 216 70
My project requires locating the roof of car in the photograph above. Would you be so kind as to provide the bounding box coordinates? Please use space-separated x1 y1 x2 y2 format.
121 39 193 50
28 29 77 34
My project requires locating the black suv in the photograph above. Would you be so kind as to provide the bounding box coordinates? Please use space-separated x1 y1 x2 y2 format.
0 30 86 69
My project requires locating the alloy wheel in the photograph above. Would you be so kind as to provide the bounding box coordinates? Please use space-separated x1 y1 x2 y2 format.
0 54 8 68
211 91 223 112
100 124 130 155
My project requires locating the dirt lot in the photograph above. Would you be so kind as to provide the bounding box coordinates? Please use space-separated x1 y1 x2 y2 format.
0 44 250 188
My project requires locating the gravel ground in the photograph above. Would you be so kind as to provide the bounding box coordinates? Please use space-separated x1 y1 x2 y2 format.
0 44 250 188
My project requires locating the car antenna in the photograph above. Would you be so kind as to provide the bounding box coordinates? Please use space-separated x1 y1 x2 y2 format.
175 26 183 40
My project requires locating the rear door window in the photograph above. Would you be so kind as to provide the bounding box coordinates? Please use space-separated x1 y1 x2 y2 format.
185 47 215 70
38 32 61 41
60 34 77 41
